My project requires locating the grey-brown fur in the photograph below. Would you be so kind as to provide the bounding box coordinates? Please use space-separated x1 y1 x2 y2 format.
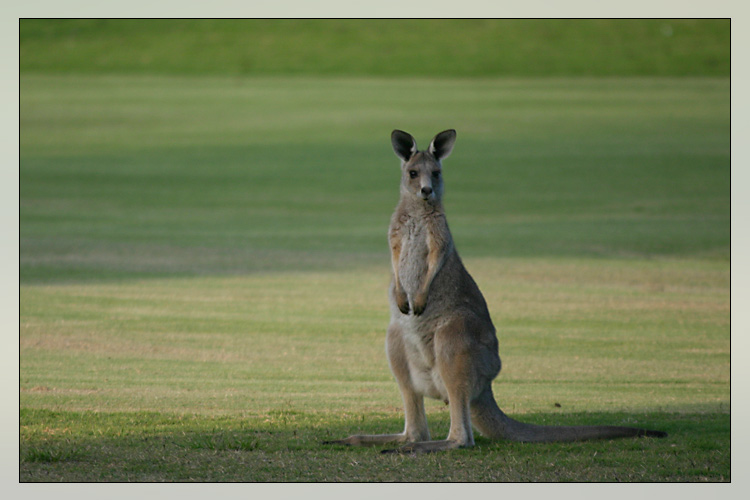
325 130 667 453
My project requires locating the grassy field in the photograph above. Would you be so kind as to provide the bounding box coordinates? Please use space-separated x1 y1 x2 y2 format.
20 260 729 481
19 73 730 481
19 19 730 77
19 17 730 484
20 76 729 281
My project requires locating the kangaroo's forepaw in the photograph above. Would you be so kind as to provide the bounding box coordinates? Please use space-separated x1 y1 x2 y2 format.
395 290 410 314
411 293 428 315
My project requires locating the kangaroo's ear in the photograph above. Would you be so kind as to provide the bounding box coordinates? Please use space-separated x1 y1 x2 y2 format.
428 129 457 161
391 130 418 162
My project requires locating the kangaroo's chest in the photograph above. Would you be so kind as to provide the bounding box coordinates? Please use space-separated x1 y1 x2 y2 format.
397 218 431 296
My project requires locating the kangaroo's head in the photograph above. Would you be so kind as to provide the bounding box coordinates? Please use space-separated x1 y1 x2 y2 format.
391 129 456 205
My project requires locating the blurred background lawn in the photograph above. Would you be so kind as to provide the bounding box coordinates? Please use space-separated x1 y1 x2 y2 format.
20 19 729 77
20 19 730 283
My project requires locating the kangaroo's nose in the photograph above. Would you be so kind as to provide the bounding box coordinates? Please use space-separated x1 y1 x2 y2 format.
421 186 433 196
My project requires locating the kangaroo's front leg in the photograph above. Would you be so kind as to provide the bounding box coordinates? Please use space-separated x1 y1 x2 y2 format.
389 228 410 314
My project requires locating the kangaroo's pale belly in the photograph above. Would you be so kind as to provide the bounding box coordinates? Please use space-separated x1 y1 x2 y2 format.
395 313 449 402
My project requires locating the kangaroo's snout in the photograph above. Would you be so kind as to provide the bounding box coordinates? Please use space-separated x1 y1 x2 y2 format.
420 186 433 198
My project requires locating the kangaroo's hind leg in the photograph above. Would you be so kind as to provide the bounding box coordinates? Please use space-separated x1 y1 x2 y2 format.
323 322 430 447
383 318 478 453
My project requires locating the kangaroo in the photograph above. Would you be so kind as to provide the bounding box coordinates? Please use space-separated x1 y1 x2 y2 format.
325 129 667 453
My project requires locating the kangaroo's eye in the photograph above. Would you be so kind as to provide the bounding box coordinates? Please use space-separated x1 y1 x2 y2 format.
409 170 418 179
432 171 441 179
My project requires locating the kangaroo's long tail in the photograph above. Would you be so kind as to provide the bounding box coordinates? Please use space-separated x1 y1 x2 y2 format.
470 388 667 443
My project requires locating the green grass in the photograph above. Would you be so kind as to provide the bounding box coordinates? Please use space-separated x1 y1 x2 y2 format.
20 261 728 481
19 260 729 413
19 74 729 481
20 19 730 77
21 76 729 283
20 408 728 482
